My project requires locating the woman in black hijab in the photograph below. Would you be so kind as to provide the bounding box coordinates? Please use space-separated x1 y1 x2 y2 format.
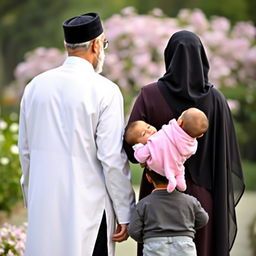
124 30 245 256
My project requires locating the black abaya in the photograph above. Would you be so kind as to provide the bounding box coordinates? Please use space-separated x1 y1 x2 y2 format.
124 30 244 256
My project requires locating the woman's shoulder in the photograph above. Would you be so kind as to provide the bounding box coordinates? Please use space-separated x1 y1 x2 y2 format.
199 87 228 110
210 87 226 102
140 82 164 99
141 82 158 93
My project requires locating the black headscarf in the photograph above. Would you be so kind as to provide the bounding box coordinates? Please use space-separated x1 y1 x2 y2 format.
158 30 213 115
158 30 245 253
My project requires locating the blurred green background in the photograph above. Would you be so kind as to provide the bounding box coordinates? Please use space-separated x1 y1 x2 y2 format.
1 0 256 87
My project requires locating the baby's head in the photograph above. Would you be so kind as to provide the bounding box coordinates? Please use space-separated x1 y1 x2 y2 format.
177 108 208 138
125 121 157 145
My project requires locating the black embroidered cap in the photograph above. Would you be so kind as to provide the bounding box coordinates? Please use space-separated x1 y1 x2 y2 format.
63 12 103 44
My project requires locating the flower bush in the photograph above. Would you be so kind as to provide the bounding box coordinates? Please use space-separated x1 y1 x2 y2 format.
14 47 66 91
0 113 22 213
0 223 26 256
103 7 256 96
10 8 256 112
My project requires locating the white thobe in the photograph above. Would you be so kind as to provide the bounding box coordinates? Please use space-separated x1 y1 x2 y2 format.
18 56 135 256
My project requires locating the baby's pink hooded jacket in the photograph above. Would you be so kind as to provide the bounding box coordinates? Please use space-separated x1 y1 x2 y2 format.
133 119 198 192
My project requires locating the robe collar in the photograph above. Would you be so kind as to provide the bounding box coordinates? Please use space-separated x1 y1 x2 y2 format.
63 56 94 73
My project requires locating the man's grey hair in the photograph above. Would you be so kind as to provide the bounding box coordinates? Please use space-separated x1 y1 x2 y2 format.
64 34 103 50
64 40 92 50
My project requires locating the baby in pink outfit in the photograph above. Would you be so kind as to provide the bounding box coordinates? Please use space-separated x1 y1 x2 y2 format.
125 107 209 192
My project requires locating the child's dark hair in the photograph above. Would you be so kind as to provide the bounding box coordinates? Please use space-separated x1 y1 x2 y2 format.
145 169 168 185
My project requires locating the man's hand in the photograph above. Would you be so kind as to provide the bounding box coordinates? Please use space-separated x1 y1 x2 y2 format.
112 223 129 242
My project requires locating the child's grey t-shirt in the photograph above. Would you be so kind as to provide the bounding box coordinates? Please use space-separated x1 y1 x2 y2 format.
128 189 209 243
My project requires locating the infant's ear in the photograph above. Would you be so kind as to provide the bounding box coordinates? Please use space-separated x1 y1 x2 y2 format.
177 118 183 126
197 134 204 138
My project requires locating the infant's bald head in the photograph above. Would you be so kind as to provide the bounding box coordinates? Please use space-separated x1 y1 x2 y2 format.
178 108 208 138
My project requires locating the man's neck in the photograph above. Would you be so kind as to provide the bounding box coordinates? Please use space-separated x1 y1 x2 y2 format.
67 49 94 65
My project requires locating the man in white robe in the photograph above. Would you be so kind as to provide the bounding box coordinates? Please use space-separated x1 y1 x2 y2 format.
18 12 135 256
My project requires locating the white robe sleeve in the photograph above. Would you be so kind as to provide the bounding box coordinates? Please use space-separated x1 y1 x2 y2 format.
18 96 30 208
96 85 135 224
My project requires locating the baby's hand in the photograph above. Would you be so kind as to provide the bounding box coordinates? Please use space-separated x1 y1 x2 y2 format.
140 162 147 168
139 163 152 170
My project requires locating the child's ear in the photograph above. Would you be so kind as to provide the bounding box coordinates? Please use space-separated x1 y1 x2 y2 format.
146 173 153 184
197 134 204 138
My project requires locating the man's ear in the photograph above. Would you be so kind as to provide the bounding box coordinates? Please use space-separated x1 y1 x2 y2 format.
91 39 99 54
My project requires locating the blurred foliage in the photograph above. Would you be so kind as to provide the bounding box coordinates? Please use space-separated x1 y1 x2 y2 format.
221 84 256 160
195 0 249 22
130 163 143 186
250 216 256 255
241 161 256 191
0 113 22 214
0 0 69 86
128 0 252 22
1 0 256 87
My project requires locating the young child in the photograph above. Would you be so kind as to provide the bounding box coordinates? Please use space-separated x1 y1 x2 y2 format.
125 107 208 192
127 169 209 256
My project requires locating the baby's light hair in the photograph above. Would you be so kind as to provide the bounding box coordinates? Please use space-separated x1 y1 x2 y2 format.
181 108 209 138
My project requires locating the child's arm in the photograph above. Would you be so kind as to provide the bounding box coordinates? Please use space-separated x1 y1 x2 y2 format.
127 205 144 243
194 199 209 229
133 143 151 164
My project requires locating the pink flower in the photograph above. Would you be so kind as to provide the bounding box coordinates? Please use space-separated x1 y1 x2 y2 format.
188 9 209 34
244 47 256 79
14 47 66 89
229 38 250 62
150 8 164 17
232 22 256 41
203 31 227 48
121 6 136 16
211 17 231 32
177 9 191 21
